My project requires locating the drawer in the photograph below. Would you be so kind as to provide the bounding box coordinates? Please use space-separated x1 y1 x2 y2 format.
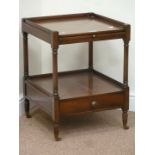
60 98 91 115
90 93 124 110
60 93 124 115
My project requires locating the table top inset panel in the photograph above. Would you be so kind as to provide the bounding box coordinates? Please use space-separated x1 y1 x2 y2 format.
34 18 122 35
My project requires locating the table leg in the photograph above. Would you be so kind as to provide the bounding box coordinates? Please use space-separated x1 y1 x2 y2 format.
52 45 61 141
53 122 61 141
122 110 129 129
25 98 31 118
122 88 129 129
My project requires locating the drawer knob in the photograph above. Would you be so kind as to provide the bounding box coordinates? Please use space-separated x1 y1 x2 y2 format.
91 101 97 107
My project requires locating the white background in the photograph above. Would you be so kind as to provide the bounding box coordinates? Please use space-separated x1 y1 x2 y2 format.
1 0 155 155
19 0 135 111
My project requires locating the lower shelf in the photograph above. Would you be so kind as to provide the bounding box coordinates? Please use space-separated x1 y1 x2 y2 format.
28 69 123 100
25 70 127 115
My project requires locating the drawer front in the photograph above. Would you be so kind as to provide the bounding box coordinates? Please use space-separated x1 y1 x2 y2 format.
60 93 124 115
60 98 91 115
90 93 124 110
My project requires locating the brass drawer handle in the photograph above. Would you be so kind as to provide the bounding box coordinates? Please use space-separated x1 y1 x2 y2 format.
91 101 97 107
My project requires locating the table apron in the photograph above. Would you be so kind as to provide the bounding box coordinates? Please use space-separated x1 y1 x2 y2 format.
59 32 125 44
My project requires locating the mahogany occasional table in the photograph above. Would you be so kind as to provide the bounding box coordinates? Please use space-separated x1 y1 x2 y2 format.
22 12 131 141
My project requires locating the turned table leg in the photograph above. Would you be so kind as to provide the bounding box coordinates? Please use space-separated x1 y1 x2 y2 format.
51 33 61 141
88 41 93 70
122 110 129 129
122 87 129 130
122 88 129 130
25 98 31 118
23 32 31 118
122 34 130 130
53 122 61 141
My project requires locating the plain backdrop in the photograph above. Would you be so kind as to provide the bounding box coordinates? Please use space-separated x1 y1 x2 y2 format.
19 0 135 111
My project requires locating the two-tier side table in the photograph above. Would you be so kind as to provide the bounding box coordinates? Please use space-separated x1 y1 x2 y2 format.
22 13 131 141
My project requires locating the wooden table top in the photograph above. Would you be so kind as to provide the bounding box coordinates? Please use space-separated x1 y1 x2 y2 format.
34 18 122 35
23 13 129 44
